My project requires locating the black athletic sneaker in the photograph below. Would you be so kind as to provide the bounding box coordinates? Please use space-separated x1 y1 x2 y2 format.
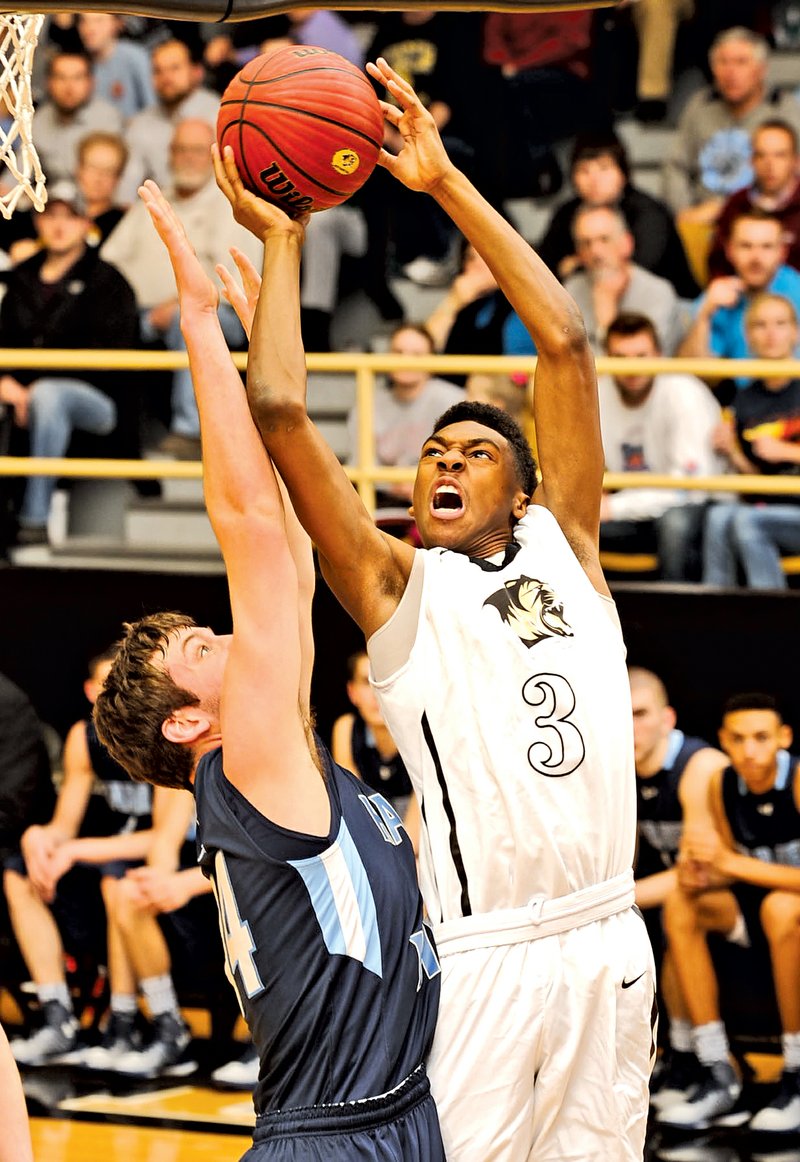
113 1012 197 1079
650 1049 705 1110
750 1069 800 1134
658 1060 741 1128
80 1012 140 1072
9 1000 78 1066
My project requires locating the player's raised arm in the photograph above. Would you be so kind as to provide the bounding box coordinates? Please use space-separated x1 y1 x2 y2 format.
138 182 323 827
213 146 415 639
369 59 606 590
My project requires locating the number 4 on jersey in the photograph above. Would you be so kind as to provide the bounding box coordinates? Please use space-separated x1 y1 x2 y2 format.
214 850 264 1002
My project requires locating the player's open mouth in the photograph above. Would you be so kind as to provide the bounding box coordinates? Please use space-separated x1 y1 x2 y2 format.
431 483 464 519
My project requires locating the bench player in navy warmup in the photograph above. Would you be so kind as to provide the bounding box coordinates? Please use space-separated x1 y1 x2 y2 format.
214 57 655 1162
93 184 443 1162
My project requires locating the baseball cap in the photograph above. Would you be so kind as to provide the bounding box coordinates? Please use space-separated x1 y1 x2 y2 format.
44 179 89 217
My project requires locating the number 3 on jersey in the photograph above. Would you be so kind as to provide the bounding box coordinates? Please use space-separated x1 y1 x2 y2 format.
213 850 264 1004
523 672 585 777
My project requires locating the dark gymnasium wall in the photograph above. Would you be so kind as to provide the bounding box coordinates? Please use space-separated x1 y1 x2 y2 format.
0 566 797 749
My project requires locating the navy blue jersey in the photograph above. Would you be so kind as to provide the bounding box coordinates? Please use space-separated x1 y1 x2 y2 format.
722 751 800 865
351 715 413 810
636 730 709 868
84 718 152 837
194 739 440 1118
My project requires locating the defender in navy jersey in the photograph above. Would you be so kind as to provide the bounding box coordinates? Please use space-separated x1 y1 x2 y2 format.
6 648 153 1068
215 59 655 1162
659 694 800 1134
94 185 443 1161
628 667 728 1113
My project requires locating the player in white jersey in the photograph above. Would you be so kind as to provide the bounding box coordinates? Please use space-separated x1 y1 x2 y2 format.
215 58 655 1162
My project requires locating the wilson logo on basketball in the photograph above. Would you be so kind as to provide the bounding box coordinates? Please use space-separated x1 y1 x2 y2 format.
331 149 360 175
258 161 314 212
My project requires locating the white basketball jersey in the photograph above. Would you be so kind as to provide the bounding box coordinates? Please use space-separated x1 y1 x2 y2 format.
370 505 637 924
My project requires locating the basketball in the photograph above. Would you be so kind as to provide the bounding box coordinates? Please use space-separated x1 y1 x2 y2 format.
216 45 384 217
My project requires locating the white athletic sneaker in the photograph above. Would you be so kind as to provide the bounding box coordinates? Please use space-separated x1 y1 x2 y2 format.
80 1013 140 1072
658 1060 741 1128
210 1043 259 1090
10 1001 78 1066
750 1069 800 1134
113 1012 197 1079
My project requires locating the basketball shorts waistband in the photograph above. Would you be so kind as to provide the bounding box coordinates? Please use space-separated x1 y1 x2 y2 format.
433 868 636 954
253 1064 431 1141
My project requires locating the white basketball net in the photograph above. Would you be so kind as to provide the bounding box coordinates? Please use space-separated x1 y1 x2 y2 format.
0 13 46 218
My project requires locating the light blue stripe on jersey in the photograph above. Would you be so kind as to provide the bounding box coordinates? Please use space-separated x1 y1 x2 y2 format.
289 819 383 978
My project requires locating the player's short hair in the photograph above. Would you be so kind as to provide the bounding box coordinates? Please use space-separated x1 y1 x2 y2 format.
606 312 661 351
570 130 630 182
628 666 669 707
87 644 118 681
753 118 800 153
93 612 201 791
722 692 783 722
430 401 537 497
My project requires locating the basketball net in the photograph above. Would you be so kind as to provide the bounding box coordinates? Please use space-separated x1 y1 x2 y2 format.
0 13 46 218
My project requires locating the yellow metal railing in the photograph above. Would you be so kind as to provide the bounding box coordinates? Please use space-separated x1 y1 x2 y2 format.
2 351 800 513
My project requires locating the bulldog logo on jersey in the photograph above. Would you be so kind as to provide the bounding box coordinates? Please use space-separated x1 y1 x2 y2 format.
483 576 573 649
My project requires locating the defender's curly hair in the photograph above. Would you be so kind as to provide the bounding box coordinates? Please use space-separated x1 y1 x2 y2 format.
432 400 538 497
93 612 201 791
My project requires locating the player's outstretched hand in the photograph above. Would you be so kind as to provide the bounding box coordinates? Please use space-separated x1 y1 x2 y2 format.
367 57 456 194
139 180 218 316
213 144 309 243
217 246 262 340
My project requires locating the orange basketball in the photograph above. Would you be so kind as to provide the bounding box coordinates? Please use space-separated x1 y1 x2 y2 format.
216 45 384 216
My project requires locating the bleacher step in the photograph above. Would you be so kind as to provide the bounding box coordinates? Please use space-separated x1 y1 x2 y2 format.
125 498 217 551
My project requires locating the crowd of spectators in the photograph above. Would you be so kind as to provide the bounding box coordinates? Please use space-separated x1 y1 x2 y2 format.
0 5 799 585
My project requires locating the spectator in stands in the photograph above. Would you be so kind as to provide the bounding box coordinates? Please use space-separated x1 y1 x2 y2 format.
505 206 687 357
708 119 800 279
7 131 129 266
628 667 727 1110
285 8 365 67
424 241 511 385
0 671 53 873
0 180 140 545
45 784 206 1079
300 204 367 353
347 323 463 506
332 650 413 817
630 0 694 124
5 648 153 1068
0 1026 32 1162
362 12 485 289
663 27 800 226
597 312 723 580
77 13 153 120
117 38 219 204
703 293 800 589
658 692 800 1134
482 10 610 198
679 209 800 360
103 119 261 459
537 131 699 299
32 50 123 183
